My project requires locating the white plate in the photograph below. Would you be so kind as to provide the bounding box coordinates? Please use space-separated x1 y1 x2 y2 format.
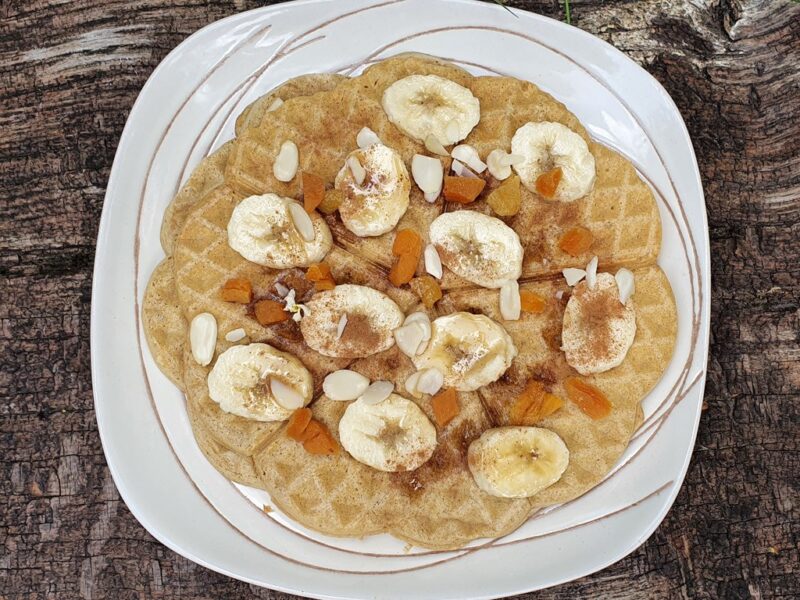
91 0 710 597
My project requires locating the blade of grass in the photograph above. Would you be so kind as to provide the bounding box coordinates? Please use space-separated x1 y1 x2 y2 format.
492 0 519 17
564 0 572 24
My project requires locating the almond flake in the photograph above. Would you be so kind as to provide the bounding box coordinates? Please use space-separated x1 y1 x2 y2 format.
323 369 370 401
357 127 382 149
404 312 432 342
411 154 443 195
267 98 284 112
347 155 367 185
336 313 348 340
189 313 217 366
224 328 246 343
405 371 423 398
394 323 426 358
359 380 394 405
499 280 521 321
424 134 449 156
586 256 599 290
445 120 461 144
424 244 443 279
270 378 305 410
416 368 444 396
288 202 315 242
563 268 587 287
615 268 636 305
451 144 487 173
486 149 512 180
273 140 298 182
274 282 289 298
451 159 479 179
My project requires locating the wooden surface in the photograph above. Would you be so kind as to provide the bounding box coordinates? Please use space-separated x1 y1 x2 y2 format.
1 0 797 598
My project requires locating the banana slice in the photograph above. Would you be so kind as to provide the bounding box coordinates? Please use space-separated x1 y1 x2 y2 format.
339 393 437 472
207 343 313 422
468 427 569 498
300 284 404 358
511 122 596 202
227 194 332 268
562 272 636 374
382 74 480 145
334 144 410 237
429 211 523 288
412 312 516 391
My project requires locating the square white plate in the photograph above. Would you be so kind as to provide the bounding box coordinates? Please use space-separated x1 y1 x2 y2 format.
91 0 711 597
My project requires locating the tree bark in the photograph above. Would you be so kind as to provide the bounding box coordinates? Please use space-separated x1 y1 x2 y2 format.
1 1 797 598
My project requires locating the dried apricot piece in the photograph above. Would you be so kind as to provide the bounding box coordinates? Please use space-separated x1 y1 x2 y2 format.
286 407 313 441
318 188 343 214
253 299 289 325
314 278 336 292
558 226 593 256
487 174 521 216
520 290 546 313
221 278 252 304
410 275 442 308
302 420 339 455
510 380 563 425
431 388 459 427
302 172 325 213
392 229 422 257
535 166 563 199
389 251 419 286
298 419 324 443
443 176 487 204
306 262 332 281
564 377 612 419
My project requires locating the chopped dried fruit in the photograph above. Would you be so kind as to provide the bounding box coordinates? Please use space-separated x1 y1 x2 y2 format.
298 419 324 442
431 388 459 427
302 172 325 213
254 299 290 325
301 419 339 455
314 279 336 292
520 290 546 313
486 174 521 216
558 226 594 256
286 407 313 441
564 377 612 419
306 262 332 281
221 278 252 304
510 380 563 425
535 166 563 199
318 188 343 214
389 251 420 286
443 175 487 204
392 229 422 257
410 275 442 308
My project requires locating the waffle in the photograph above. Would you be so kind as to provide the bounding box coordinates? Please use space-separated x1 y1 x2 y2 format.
142 54 677 549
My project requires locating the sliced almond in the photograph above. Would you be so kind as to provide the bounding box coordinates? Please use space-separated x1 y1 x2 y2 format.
424 244 443 279
336 313 348 340
563 268 587 287
404 312 432 342
347 155 367 185
323 369 370 401
267 97 284 112
224 328 246 343
359 380 394 405
451 144 487 173
424 134 450 157
416 368 444 396
411 154 443 196
499 280 521 321
586 256 599 290
270 378 305 410
273 140 298 182
274 282 290 298
615 268 635 305
190 312 217 366
405 371 423 398
394 323 426 358
288 202 315 242
486 149 512 180
357 127 382 149
451 159 479 179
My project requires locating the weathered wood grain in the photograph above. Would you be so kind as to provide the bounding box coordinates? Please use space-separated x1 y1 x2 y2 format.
1 0 797 598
